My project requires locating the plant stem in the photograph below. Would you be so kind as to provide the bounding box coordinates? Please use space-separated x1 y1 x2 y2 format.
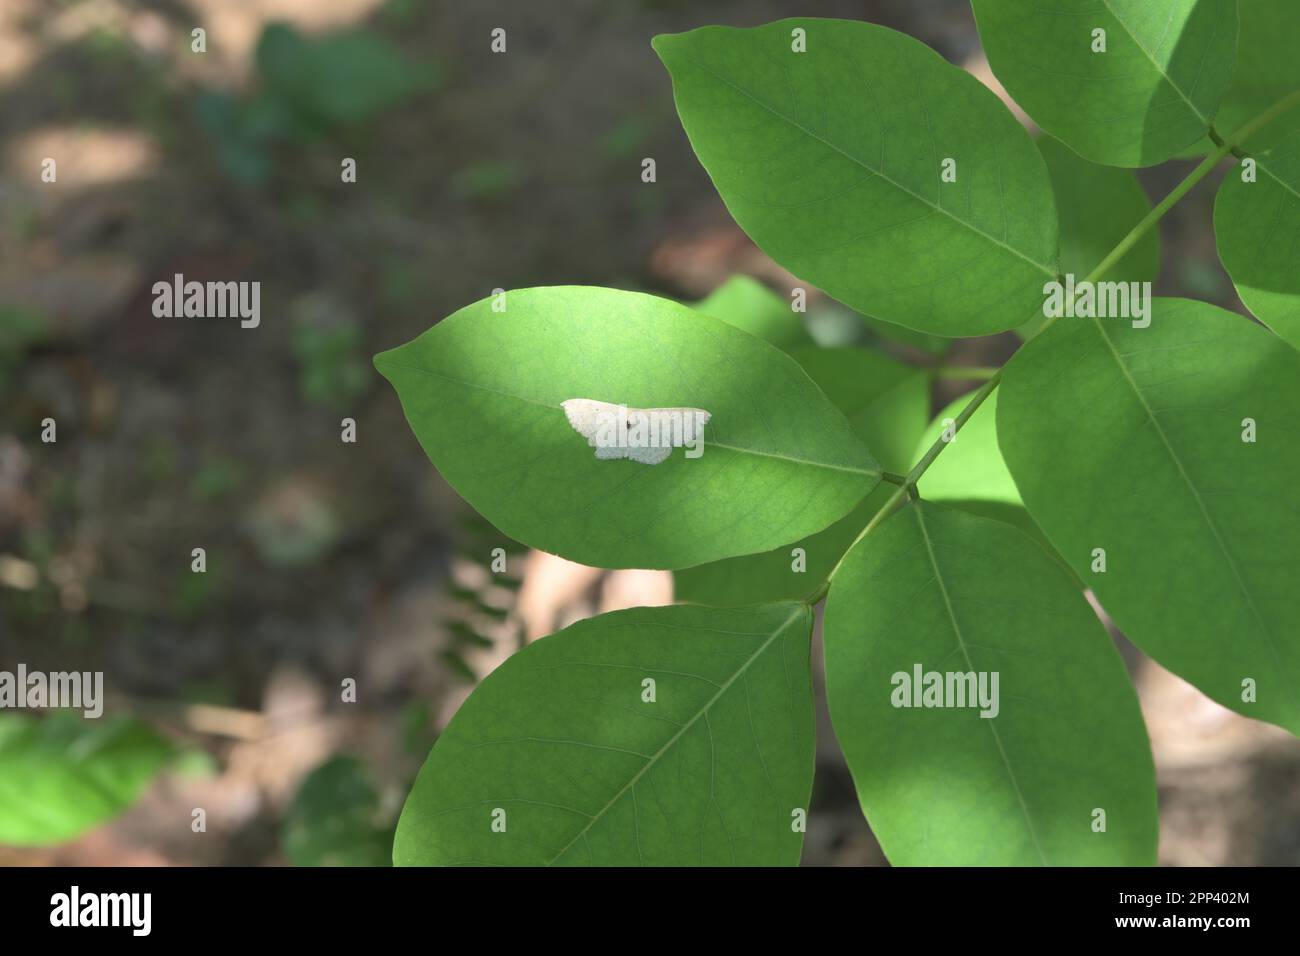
1077 151 1217 287
810 372 1002 605
1221 87 1300 151
902 373 1001 486
803 88 1300 608
1208 128 1247 160
806 482 906 606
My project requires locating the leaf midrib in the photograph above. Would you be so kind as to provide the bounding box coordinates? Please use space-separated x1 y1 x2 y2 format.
382 360 880 478
543 605 807 865
913 504 1050 865
1099 0 1215 126
670 50 1057 278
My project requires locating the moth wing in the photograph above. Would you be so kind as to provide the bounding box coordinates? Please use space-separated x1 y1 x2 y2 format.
646 406 711 448
562 399 708 465
629 445 672 465
561 398 605 439
562 398 623 451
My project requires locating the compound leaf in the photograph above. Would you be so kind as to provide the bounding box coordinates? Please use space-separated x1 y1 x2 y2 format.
654 18 1058 336
999 299 1300 734
972 0 1237 167
393 603 815 866
824 502 1157 865
376 287 879 570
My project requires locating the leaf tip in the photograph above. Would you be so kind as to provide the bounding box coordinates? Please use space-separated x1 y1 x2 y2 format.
372 346 400 382
649 31 685 62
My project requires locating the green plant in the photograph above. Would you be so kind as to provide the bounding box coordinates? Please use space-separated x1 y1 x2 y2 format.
196 22 435 186
0 713 171 847
290 315 371 411
282 756 396 867
377 7 1300 866
0 308 48 397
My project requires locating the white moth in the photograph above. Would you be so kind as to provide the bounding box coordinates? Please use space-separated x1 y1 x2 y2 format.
561 398 710 465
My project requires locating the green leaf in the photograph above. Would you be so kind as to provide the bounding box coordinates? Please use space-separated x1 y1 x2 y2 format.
824 502 1157 865
999 299 1300 734
0 713 171 846
393 603 815 866
283 756 394 867
1214 132 1300 351
693 275 812 350
972 0 1237 167
675 346 927 606
653 18 1059 336
1199 0 1300 153
376 287 879 570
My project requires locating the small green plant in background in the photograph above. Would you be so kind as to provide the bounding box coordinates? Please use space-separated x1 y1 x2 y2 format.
196 22 436 186
189 457 246 502
376 3 1300 866
290 317 371 412
0 308 48 397
449 160 525 203
283 756 395 867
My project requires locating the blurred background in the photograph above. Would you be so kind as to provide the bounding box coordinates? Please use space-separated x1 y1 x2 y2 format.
0 0 1295 866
